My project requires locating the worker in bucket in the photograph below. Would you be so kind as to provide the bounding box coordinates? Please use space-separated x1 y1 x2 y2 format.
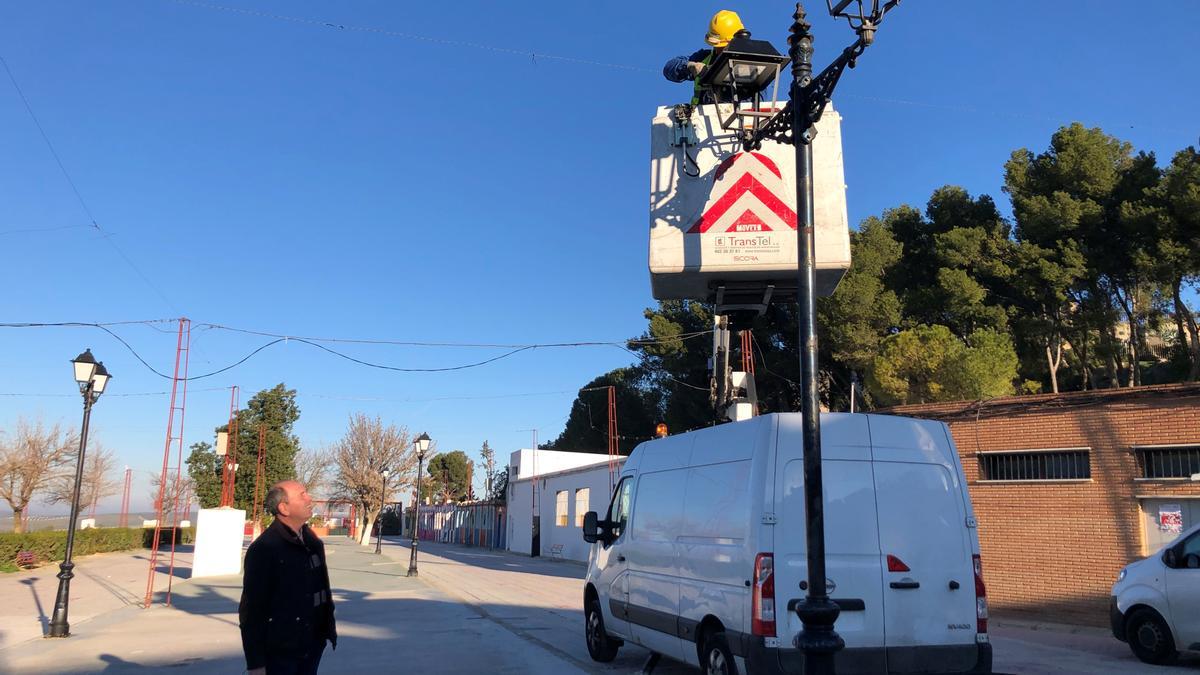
662 10 747 105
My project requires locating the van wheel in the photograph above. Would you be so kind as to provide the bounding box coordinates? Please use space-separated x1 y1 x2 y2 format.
585 598 619 662
701 631 738 675
1125 608 1177 665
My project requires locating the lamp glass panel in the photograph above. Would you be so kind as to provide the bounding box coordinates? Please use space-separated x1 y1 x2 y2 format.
73 359 97 384
91 371 110 394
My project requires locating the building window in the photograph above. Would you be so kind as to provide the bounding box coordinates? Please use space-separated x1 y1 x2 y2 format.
1135 445 1200 479
555 490 568 527
978 449 1090 481
574 488 590 527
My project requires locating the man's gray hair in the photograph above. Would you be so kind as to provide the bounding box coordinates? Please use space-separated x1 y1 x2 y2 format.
264 484 289 516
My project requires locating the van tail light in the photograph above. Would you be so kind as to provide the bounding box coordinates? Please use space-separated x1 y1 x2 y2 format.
973 554 988 634
886 554 910 572
751 553 776 637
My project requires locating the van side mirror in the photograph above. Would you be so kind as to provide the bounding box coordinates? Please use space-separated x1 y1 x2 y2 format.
582 511 600 543
1163 548 1179 568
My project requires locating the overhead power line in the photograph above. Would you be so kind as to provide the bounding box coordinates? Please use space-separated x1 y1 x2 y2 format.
0 55 180 313
196 321 711 349
166 0 655 73
0 320 715 381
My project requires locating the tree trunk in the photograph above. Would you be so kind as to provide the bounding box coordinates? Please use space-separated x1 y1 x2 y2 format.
358 514 375 546
1174 282 1200 381
1115 286 1140 387
11 506 25 534
1046 342 1061 394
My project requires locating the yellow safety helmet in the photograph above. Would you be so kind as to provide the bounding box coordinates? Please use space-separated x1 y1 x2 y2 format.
705 10 745 48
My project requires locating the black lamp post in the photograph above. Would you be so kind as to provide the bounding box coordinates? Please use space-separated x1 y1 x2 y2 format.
374 468 390 554
48 349 111 638
407 432 431 577
747 3 899 673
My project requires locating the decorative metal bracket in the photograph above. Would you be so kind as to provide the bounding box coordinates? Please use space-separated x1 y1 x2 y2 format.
743 37 866 151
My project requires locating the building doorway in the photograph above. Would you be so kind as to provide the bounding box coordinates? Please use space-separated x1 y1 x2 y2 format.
531 515 541 557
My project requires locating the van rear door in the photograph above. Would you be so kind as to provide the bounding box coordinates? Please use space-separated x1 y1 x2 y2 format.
775 415 886 670
868 416 979 673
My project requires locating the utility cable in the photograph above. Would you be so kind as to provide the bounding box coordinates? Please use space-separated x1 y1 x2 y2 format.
196 321 713 349
750 332 801 387
166 0 655 74
2 320 712 380
0 224 94 237
0 55 99 228
0 55 180 314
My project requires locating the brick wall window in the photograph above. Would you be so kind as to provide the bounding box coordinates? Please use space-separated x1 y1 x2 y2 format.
978 448 1091 481
1134 445 1200 479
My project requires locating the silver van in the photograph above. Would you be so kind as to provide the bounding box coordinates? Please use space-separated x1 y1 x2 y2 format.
581 412 992 674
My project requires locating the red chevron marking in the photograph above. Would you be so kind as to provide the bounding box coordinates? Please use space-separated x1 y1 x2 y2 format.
687 173 796 234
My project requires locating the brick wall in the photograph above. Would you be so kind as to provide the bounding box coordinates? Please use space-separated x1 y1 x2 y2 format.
888 384 1200 625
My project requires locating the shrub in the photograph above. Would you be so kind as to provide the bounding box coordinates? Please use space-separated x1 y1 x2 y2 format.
1 526 195 569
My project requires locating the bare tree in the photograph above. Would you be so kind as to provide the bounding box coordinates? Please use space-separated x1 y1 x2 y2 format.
293 446 334 498
0 418 76 533
148 471 194 524
45 442 119 515
330 414 419 545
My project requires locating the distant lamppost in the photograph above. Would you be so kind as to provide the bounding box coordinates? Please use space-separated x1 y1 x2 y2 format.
48 350 111 638
374 468 391 554
746 3 899 673
407 432 431 577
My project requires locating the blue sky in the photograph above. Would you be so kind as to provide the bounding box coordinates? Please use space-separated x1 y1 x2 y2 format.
2 1 1197 514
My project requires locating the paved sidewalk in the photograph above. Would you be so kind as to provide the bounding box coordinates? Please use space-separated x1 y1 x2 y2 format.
0 537 586 674
0 545 193 650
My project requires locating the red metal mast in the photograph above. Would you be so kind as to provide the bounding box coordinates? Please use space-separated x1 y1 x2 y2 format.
144 318 191 608
219 386 240 507
607 386 619 495
251 423 266 532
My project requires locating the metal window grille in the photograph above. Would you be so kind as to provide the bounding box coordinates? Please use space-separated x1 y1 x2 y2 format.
978 450 1090 481
1137 446 1200 479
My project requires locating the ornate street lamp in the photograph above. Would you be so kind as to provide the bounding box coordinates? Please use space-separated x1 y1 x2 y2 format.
49 350 112 638
407 432 431 577
747 3 900 673
375 468 391 554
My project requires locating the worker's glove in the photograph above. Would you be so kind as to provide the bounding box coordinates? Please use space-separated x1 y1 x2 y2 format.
687 61 706 78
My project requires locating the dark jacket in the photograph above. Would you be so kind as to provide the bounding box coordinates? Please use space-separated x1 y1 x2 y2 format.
239 520 337 670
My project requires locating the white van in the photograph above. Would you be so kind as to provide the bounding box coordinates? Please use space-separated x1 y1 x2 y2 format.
581 412 992 674
1110 522 1200 664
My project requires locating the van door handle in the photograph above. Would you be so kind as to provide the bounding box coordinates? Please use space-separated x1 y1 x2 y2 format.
617 555 626 562
890 580 920 589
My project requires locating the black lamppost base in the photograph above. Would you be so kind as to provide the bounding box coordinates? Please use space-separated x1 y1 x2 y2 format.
47 560 77 638
407 541 419 577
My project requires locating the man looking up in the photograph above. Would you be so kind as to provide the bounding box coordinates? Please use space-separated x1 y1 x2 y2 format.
240 480 337 674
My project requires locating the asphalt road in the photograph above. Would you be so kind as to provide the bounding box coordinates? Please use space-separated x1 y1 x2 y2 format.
390 538 1200 675
2 535 1197 673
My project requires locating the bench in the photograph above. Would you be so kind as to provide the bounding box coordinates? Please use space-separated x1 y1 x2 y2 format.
549 544 564 560
15 551 36 569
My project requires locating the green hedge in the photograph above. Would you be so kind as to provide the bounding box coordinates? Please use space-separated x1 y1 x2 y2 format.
1 526 196 570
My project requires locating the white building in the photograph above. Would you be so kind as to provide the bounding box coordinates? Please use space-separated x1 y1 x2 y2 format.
506 449 624 562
